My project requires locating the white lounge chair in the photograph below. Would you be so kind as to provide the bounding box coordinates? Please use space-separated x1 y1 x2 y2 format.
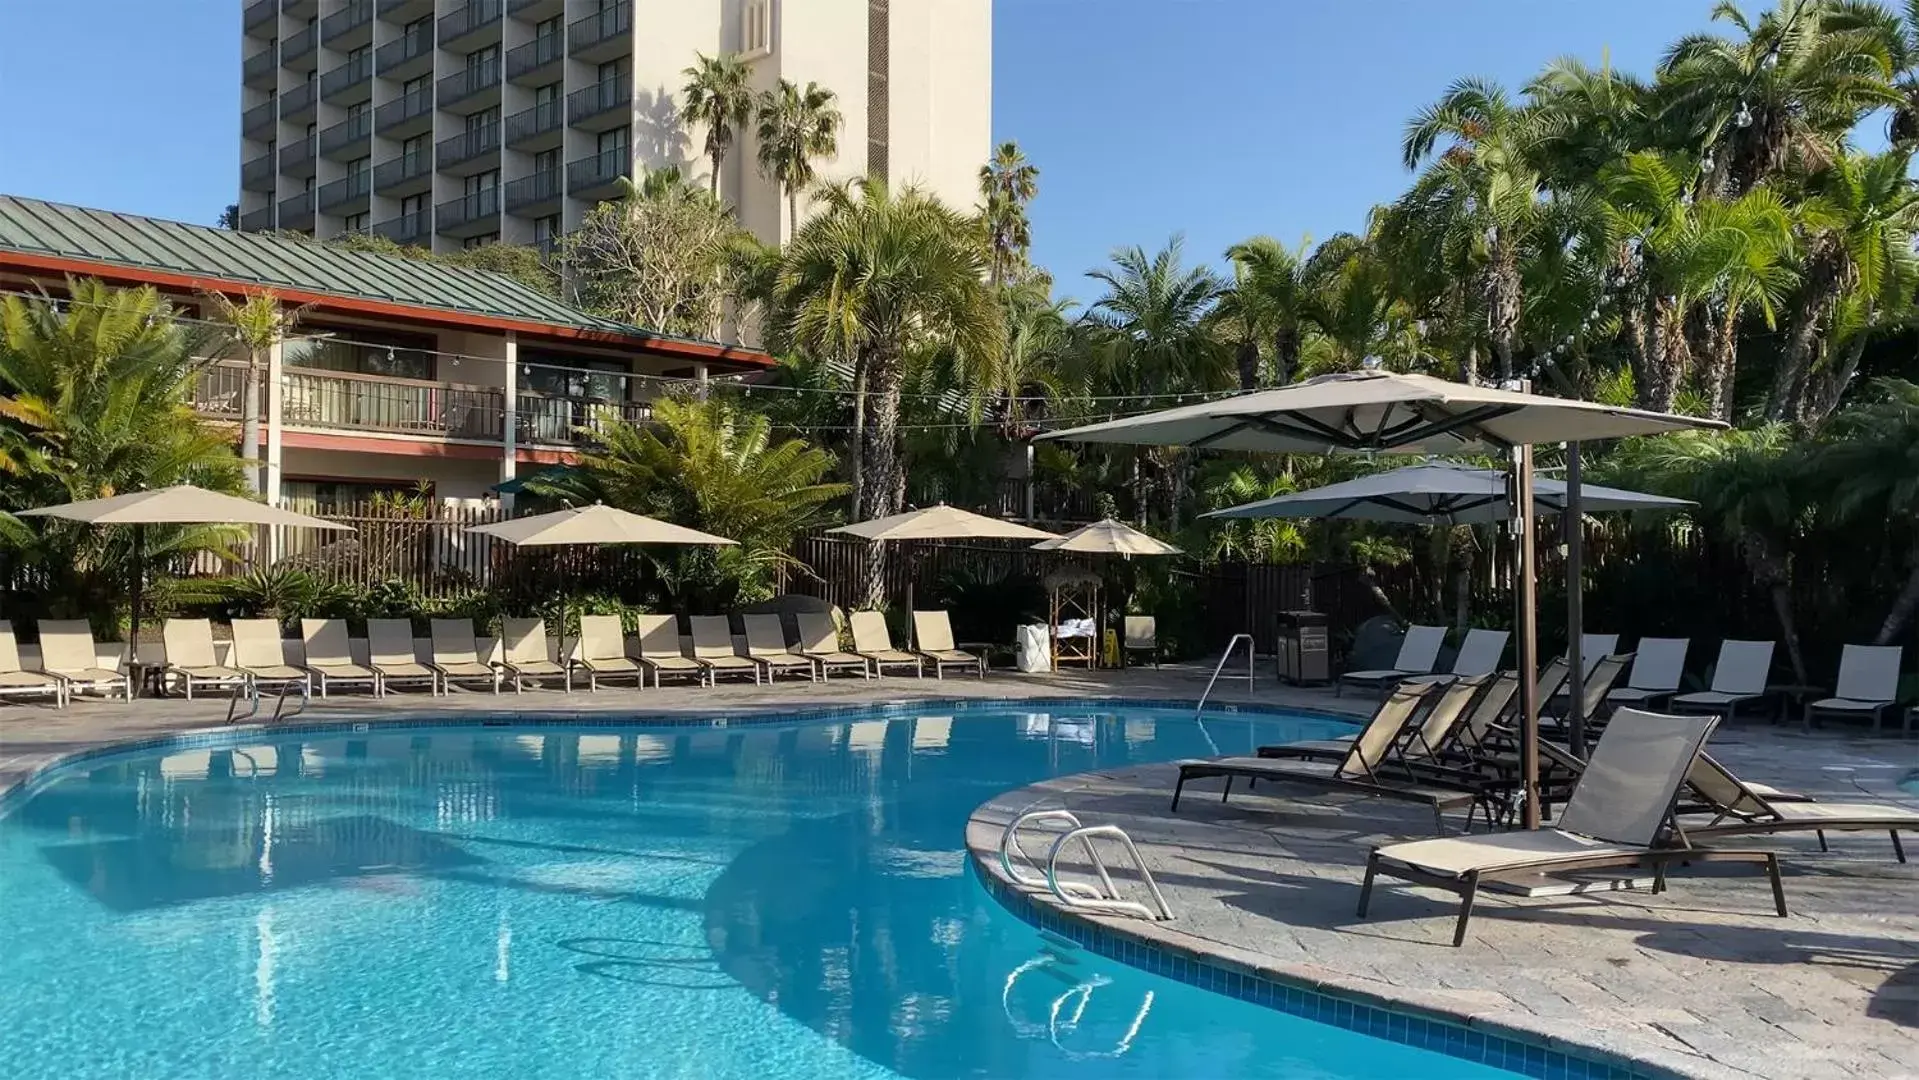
633 614 704 687
428 619 500 693
573 614 645 690
1605 637 1688 710
741 615 817 682
1669 639 1774 721
368 619 439 695
160 618 246 700
37 620 132 700
1357 709 1789 946
1804 644 1903 734
0 625 66 707
500 618 569 692
849 611 922 678
912 610 985 679
1338 624 1445 696
229 619 311 700
688 616 760 685
794 612 870 680
300 619 382 697
1123 616 1160 668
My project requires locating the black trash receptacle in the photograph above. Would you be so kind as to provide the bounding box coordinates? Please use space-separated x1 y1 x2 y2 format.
1275 610 1330 685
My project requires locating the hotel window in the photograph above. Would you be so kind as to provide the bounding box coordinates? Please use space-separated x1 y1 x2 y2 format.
597 58 626 86
534 148 558 175
468 107 499 137
342 212 368 232
462 234 498 251
347 155 370 183
533 215 560 247
401 134 427 170
465 170 499 197
597 127 629 161
468 45 499 74
347 99 369 122
535 82 560 107
400 192 428 218
285 325 434 381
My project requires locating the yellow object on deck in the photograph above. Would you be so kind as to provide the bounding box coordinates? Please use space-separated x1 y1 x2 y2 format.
1101 629 1120 667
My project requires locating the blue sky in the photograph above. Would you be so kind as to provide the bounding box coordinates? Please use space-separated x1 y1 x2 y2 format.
1 0 1753 303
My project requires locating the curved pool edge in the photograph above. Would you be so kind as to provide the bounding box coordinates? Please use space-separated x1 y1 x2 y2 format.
965 773 1734 1080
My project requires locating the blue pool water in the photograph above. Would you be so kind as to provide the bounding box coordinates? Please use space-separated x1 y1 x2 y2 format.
0 705 1523 1079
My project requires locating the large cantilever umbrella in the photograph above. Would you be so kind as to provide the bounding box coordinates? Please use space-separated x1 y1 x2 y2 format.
1041 369 1722 827
1203 462 1693 524
828 504 1058 645
17 485 354 678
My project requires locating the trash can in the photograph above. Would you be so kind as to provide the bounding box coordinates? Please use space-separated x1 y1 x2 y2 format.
1275 610 1330 685
1016 623 1052 673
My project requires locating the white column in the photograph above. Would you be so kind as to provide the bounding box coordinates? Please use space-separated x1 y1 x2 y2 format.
265 338 285 504
693 361 709 400
500 332 519 509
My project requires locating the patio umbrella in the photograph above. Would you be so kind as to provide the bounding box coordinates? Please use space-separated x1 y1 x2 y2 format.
17 485 354 681
1031 517 1184 556
827 504 1058 645
1041 369 1722 827
1202 462 1693 524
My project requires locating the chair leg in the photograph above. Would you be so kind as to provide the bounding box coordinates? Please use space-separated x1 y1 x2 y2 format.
1891 830 1906 864
1453 871 1482 947
1817 830 1829 852
1220 775 1232 803
1356 853 1380 917
1170 772 1186 812
1765 854 1789 915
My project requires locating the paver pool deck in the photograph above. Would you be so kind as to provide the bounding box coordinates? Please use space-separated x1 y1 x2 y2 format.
2 667 1915 1078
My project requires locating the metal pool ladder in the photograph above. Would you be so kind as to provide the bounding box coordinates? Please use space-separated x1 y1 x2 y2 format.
1195 632 1256 718
999 809 1173 921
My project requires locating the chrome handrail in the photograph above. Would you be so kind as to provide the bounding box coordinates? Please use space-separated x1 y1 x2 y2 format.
1195 632 1255 718
1000 808 1104 900
1045 825 1174 921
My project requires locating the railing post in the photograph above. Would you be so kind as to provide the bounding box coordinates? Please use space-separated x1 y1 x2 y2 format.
500 332 519 508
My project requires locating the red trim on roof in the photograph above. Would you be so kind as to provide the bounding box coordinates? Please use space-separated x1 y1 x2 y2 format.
0 250 774 368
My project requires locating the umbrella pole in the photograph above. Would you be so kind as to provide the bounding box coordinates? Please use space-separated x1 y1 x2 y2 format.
129 522 146 699
1513 446 1541 829
1565 443 1587 758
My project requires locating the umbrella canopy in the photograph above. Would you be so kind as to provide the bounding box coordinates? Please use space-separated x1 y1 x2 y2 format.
466 504 735 547
1032 518 1183 556
17 485 352 530
1039 370 1721 452
827 504 1058 543
1203 463 1692 524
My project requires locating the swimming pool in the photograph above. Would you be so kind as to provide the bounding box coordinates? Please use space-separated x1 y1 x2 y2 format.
0 704 1530 1078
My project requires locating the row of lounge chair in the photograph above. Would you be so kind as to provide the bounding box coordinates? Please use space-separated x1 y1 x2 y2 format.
0 609 987 706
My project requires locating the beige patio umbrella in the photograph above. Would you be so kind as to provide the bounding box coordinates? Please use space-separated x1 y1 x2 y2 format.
17 484 354 675
1041 369 1723 827
827 504 1058 645
1031 518 1183 556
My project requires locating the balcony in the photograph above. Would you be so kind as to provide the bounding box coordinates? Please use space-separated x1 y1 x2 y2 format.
566 149 630 197
242 99 276 139
281 23 319 71
436 60 502 113
317 171 372 213
437 0 503 49
507 0 559 18
278 191 316 232
320 52 373 105
241 153 275 193
566 76 629 130
278 136 318 178
503 99 561 150
378 0 432 17
243 0 277 33
520 396 649 448
503 169 560 214
504 32 562 84
320 0 373 48
435 188 501 237
372 86 433 139
437 123 500 174
193 362 258 420
375 34 430 84
243 44 277 88
280 80 318 124
372 210 430 246
239 207 275 232
567 1 631 62
317 112 372 159
283 0 317 18
283 369 506 443
372 152 432 196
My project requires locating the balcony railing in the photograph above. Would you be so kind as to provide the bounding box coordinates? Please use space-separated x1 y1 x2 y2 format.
243 45 277 85
320 0 373 42
375 24 433 72
437 59 502 106
318 111 372 156
283 369 506 442
239 207 275 232
192 362 257 419
320 52 373 100
243 0 277 31
566 76 628 124
317 171 373 211
437 123 501 168
503 169 559 211
279 136 317 173
567 0 630 52
520 396 649 447
372 152 431 188
372 211 429 245
566 149 630 190
373 86 432 129
242 99 276 138
505 32 563 80
280 81 317 118
278 191 316 229
241 153 275 191
281 24 318 66
436 188 501 229
504 99 561 145
437 0 503 45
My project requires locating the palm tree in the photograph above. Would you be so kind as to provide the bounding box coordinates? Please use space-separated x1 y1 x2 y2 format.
1525 54 1654 188
1082 237 1226 400
1215 236 1311 389
680 52 756 199
1812 378 1919 642
979 141 1040 287
754 79 842 239
202 288 312 493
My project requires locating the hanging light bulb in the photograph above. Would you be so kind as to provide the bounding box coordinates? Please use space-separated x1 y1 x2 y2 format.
1734 103 1754 128
1361 355 1383 370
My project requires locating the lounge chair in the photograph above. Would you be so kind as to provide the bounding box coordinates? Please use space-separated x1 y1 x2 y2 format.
1669 639 1774 721
912 610 985 679
229 619 311 701
1547 653 1630 733
795 612 870 680
572 614 645 691
1605 637 1688 710
0 625 66 707
1431 628 1509 680
741 615 817 682
367 619 439 695
688 616 760 685
849 611 923 678
633 614 704 687
1356 709 1789 946
428 619 500 693
300 619 383 697
1804 644 1903 734
1680 751 1913 862
1172 680 1501 833
160 618 246 700
1123 616 1160 668
1259 674 1485 767
1337 624 1445 696
37 620 132 700
500 618 570 692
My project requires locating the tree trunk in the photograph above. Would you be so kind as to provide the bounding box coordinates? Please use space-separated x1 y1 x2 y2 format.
1637 296 1689 413
1273 324 1297 385
239 350 264 494
848 363 867 519
1234 338 1259 391
1874 548 1919 645
1746 541 1808 684
709 147 724 200
858 343 906 608
1459 340 1479 386
787 186 798 242
1768 245 1843 422
1701 301 1739 422
1802 313 1872 428
1486 243 1522 383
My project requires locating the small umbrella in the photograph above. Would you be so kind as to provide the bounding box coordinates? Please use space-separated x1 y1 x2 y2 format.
17 485 354 682
1031 518 1184 556
827 504 1058 645
1203 462 1692 524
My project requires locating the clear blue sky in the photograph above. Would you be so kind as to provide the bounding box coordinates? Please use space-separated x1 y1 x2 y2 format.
1 0 1750 301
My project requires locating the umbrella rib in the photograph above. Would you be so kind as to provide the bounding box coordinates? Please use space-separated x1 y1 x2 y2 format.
1192 411 1365 451
1381 404 1523 451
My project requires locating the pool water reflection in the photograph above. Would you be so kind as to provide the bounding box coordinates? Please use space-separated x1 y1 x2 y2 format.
0 706 1520 1079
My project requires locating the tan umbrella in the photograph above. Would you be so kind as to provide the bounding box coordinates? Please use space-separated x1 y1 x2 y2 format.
466 503 736 547
18 485 354 680
1031 518 1182 556
827 505 1058 645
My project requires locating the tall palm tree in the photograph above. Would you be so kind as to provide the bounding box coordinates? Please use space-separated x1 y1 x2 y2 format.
680 52 756 199
1215 236 1311 389
979 141 1040 287
1082 237 1226 400
965 278 1073 438
1525 53 1655 188
1812 378 1919 642
202 288 312 493
754 79 842 238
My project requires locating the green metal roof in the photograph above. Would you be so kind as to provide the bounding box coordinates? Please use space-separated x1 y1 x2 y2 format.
0 194 763 361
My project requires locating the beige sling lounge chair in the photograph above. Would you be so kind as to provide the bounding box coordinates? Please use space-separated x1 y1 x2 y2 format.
160 618 246 700
428 619 500 693
688 616 760 685
633 614 704 687
849 611 921 678
1804 644 1903 734
1122 616 1160 668
368 619 440 695
911 610 985 679
573 615 645 690
0 626 66 706
300 619 382 697
795 612 870 680
1258 674 1488 767
229 619 311 697
1676 750 1913 862
1338 624 1445 696
1356 709 1788 946
741 615 817 682
37 620 132 700
500 618 569 692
